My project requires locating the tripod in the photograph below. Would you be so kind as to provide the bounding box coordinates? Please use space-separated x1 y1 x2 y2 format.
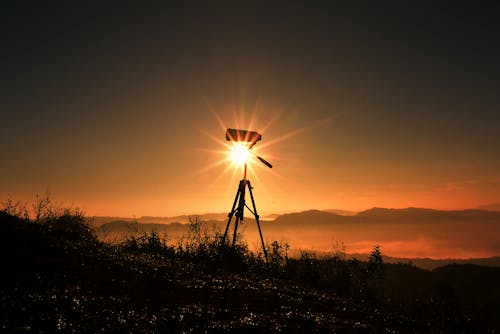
221 163 268 262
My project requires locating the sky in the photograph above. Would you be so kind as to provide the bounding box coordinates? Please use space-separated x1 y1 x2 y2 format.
2 1 500 217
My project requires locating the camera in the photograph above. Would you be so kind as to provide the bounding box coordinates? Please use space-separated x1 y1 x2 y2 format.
225 128 262 145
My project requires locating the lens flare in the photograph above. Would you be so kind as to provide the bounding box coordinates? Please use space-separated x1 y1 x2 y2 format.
229 143 250 165
195 104 333 192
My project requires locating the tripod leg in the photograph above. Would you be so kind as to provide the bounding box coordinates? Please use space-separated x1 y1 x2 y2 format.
247 181 268 262
221 182 242 246
231 180 246 247
231 216 240 248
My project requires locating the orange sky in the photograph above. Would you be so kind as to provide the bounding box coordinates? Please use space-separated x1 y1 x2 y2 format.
2 2 499 217
3 103 499 217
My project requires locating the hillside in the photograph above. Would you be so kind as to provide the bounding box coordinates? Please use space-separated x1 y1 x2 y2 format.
90 213 230 227
92 207 500 262
267 208 500 259
1 210 499 332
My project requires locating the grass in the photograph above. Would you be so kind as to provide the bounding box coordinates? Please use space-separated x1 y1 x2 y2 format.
0 200 499 333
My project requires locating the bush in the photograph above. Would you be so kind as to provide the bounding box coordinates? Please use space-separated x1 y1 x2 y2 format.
120 232 172 256
367 245 384 278
1 194 95 245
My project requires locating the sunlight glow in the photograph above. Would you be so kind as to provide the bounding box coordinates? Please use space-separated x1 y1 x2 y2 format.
195 104 332 194
229 143 250 165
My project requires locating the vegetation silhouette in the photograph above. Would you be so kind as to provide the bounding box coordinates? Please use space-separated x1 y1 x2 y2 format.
1 197 499 332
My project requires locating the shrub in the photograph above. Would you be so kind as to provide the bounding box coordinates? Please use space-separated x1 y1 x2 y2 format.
267 240 289 268
120 232 173 257
367 245 384 279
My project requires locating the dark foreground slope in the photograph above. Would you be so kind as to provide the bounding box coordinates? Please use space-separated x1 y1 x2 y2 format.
1 211 499 333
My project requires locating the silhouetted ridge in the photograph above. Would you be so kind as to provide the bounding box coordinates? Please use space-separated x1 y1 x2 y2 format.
356 207 500 222
273 209 346 225
356 207 444 221
98 220 140 233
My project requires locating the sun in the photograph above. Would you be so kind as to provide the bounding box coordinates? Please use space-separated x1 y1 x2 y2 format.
229 143 250 165
195 104 332 187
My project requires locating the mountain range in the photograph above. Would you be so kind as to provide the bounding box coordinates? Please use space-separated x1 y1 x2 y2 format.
93 207 500 264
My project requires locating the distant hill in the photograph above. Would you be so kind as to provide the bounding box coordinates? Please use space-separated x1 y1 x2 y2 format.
91 207 500 262
324 209 357 216
477 202 500 211
272 209 351 226
262 213 281 220
90 213 229 227
98 220 140 233
266 208 500 260
356 207 447 222
356 207 500 222
270 207 500 225
349 253 500 270
139 213 229 224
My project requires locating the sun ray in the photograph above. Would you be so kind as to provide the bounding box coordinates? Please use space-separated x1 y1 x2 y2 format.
260 111 282 134
204 98 228 133
198 129 229 147
195 100 338 216
246 103 259 135
210 162 236 187
258 115 337 150
192 155 227 176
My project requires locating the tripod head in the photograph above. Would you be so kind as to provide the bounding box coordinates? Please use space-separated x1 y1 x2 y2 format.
226 128 272 169
226 128 261 147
